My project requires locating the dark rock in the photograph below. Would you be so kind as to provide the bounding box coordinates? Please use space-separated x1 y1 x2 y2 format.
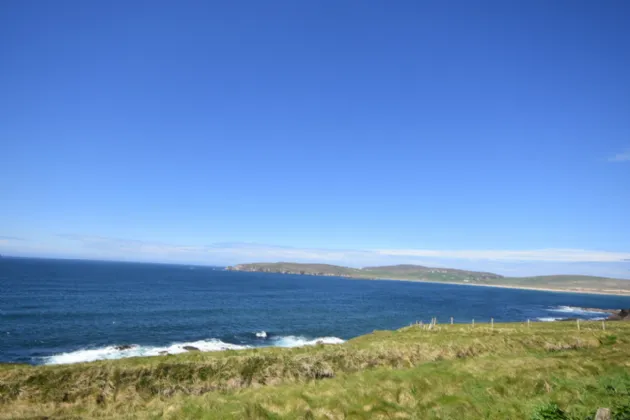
158 351 169 355
115 345 133 351
577 308 618 314
607 309 630 321
183 346 200 351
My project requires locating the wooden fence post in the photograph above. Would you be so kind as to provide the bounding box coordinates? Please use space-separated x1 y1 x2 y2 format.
577 319 580 331
472 319 475 328
602 321 606 331
450 317 453 325
527 319 530 329
491 318 494 330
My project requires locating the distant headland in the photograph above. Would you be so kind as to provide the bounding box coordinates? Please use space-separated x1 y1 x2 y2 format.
227 262 630 296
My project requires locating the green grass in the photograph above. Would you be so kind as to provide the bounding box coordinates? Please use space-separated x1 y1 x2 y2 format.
2 321 630 419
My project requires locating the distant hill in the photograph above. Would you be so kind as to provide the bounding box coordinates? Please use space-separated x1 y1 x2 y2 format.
227 262 501 282
361 264 502 282
227 262 630 295
228 262 362 277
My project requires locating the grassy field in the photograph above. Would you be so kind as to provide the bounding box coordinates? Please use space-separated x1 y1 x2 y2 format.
228 263 630 295
2 321 630 419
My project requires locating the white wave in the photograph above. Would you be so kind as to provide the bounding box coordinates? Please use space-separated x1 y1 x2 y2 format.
271 336 344 347
549 306 609 316
43 335 345 365
537 317 565 322
43 339 250 365
255 331 267 338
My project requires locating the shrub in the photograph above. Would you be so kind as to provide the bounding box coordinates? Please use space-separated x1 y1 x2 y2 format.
531 403 568 420
613 401 630 420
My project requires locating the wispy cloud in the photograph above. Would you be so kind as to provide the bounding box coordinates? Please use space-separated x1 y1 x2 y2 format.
0 234 618 278
608 149 630 162
56 235 372 263
0 236 25 246
374 248 630 263
56 234 630 264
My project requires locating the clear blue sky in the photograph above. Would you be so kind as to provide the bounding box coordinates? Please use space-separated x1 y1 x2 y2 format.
1 0 629 277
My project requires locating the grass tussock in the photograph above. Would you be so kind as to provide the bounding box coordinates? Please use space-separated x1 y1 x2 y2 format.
1 321 629 419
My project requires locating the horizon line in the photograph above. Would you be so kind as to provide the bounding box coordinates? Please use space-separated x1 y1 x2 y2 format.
2 254 626 280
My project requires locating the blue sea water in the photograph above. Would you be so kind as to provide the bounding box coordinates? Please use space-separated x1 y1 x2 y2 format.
2 257 630 365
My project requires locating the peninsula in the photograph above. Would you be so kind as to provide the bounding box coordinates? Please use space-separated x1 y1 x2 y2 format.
227 262 630 296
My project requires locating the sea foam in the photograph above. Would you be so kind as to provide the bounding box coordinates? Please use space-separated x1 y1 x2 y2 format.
42 335 345 365
271 336 345 347
548 306 609 316
43 339 249 365
537 317 565 322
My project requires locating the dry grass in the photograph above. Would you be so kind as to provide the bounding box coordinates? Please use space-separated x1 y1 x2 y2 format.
1 321 629 419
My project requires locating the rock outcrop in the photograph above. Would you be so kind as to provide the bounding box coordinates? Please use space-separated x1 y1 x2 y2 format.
607 309 630 321
183 346 200 351
115 345 133 351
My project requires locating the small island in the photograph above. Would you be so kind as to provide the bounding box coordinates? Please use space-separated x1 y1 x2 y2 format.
227 262 630 296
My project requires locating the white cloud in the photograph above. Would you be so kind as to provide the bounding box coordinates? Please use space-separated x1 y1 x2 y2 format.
1 234 626 278
608 149 630 162
52 235 630 264
374 248 630 263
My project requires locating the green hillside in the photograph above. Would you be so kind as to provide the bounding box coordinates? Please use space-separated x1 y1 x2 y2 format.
361 264 502 282
2 321 630 419
227 262 630 294
228 262 362 277
228 262 503 282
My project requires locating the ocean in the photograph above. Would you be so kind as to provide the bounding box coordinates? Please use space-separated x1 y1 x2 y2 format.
2 257 629 365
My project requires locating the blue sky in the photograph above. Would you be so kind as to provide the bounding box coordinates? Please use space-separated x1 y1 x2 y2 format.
1 0 629 277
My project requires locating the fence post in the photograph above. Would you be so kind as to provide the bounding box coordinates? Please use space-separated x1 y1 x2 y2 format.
472 319 475 328
577 319 580 331
450 317 453 325
527 319 530 329
602 321 606 331
491 318 494 330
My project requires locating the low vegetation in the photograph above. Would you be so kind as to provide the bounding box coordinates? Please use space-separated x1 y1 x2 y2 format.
2 321 630 419
227 262 630 294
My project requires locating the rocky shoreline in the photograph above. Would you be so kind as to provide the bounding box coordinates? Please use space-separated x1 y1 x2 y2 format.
607 309 630 321
556 308 630 322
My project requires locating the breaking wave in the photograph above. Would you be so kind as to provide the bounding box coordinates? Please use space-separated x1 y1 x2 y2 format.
537 317 565 322
42 335 344 365
548 306 609 316
42 339 249 365
270 336 345 347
